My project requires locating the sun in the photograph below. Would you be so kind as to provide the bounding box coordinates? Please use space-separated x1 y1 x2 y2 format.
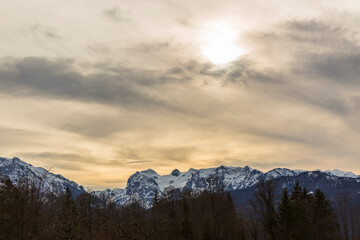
201 23 246 65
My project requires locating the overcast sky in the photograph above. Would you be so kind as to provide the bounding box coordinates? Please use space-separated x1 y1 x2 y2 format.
1 0 360 189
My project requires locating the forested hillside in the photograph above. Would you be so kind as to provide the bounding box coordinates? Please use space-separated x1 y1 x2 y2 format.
1 176 359 240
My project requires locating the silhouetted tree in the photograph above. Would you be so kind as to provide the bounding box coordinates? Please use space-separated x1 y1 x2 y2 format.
277 183 341 240
55 188 80 240
312 189 341 240
278 188 292 240
251 179 278 240
0 174 347 240
181 198 193 240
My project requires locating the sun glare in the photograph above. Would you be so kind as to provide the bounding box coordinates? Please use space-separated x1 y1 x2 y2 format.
201 23 246 65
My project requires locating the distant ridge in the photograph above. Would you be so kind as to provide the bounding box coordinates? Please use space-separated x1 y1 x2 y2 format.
1 157 359 207
93 165 359 207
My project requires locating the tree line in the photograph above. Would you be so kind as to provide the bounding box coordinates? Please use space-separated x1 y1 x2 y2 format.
0 176 359 240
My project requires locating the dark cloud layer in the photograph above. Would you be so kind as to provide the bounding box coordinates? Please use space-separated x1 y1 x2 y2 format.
0 57 180 112
294 52 360 85
1 18 359 129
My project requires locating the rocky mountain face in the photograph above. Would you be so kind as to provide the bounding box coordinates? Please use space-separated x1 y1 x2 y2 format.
1 157 359 208
0 157 85 197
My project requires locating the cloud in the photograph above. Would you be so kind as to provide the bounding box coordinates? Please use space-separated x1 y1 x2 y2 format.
232 19 360 116
225 59 285 85
53 163 84 171
118 148 142 161
104 7 129 21
59 117 122 138
294 52 360 85
0 57 183 112
28 23 61 39
0 126 47 148
133 41 174 53
117 146 196 164
19 151 100 164
87 43 110 55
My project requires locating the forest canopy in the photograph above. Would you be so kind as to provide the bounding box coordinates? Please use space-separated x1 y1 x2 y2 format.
0 177 358 240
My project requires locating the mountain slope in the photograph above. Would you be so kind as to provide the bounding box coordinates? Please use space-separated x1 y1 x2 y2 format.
0 157 85 197
231 170 360 205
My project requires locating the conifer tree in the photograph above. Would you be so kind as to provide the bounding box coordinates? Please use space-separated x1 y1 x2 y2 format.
152 189 160 207
289 182 311 240
279 183 341 240
312 189 341 240
278 188 292 240
223 192 239 240
181 198 193 240
56 187 79 240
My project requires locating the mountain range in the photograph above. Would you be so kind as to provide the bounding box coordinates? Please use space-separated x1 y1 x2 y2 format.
1 156 359 207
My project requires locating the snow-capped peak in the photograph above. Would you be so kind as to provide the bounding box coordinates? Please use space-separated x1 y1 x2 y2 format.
265 168 305 180
0 157 85 197
119 165 266 207
325 169 358 178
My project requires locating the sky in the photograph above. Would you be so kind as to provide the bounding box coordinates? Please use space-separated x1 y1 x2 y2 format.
1 0 360 189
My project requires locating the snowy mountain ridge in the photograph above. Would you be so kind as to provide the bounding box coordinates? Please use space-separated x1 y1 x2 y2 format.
1 157 359 208
94 165 359 207
324 169 359 178
0 157 85 197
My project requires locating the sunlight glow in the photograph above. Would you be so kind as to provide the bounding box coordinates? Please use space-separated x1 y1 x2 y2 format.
201 23 246 65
